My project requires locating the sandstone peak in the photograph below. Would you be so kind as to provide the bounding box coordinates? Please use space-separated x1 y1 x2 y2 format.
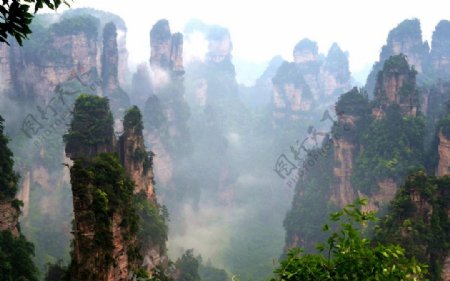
293 38 318 63
206 25 232 64
386 18 422 45
151 19 171 41
381 18 428 71
430 20 450 77
374 54 419 116
325 43 350 83
150 19 184 76
366 19 429 94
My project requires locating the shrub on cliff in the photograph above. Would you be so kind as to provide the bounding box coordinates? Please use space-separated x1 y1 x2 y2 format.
273 199 427 281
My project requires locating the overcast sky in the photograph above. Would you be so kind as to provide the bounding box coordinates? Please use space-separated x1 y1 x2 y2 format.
55 0 449 82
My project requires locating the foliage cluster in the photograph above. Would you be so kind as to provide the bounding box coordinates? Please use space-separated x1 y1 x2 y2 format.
69 153 138 262
0 0 70 45
375 170 450 280
382 54 414 74
175 249 201 281
198 259 228 281
134 191 168 251
0 115 19 199
274 200 427 281
352 105 426 194
44 260 67 281
124 106 144 133
49 14 99 39
332 88 372 143
22 14 101 65
175 250 228 281
61 8 127 32
64 94 114 154
335 87 370 117
0 230 39 281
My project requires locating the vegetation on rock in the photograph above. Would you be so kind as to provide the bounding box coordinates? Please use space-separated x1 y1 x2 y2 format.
375 170 450 281
275 199 427 281
0 115 19 199
64 94 114 154
0 115 38 281
352 105 425 194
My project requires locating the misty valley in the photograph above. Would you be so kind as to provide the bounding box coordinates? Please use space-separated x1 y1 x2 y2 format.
0 5 450 281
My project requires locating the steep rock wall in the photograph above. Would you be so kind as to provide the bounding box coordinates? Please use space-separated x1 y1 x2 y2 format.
331 136 356 207
437 132 450 177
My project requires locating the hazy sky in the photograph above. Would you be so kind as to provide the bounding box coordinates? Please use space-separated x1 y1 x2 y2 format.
56 0 449 82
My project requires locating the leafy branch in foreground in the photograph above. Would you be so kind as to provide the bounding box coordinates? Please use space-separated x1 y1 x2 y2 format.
0 0 72 45
272 198 428 281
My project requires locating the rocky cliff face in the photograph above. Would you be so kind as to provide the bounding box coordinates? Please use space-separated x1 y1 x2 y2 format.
0 42 17 98
0 10 161 277
119 107 156 201
443 256 450 281
65 97 163 280
423 81 450 121
150 19 184 78
323 43 351 97
0 14 101 105
69 155 139 281
102 22 120 93
32 16 100 103
373 54 419 117
170 33 184 75
150 19 172 71
270 39 351 127
437 132 450 177
101 22 130 117
383 19 429 73
408 178 450 281
366 19 429 95
430 20 450 78
271 61 312 124
143 19 192 195
374 171 450 281
206 26 233 65
185 24 238 105
0 116 21 237
116 28 129 87
358 56 419 212
360 179 397 213
331 115 357 207
292 39 321 100
366 19 450 97
0 10 132 107
61 8 130 87
0 201 19 236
